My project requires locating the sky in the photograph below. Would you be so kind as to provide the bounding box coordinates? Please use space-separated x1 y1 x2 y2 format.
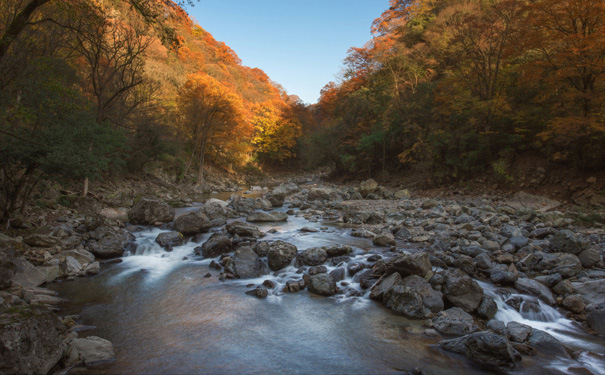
188 1 388 104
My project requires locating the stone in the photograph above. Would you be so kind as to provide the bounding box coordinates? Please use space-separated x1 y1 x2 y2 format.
442 268 484 313
432 307 477 336
506 191 561 212
507 321 532 343
571 279 605 305
477 295 498 320
267 241 298 271
99 207 129 222
246 211 288 223
0 253 16 289
307 273 336 296
383 285 427 319
297 247 328 266
509 236 529 249
128 198 175 224
324 245 352 257
490 270 518 286
515 278 555 305
174 211 210 234
308 188 336 201
155 231 183 248
562 295 586 313
394 189 411 199
66 336 115 366
87 226 133 258
23 234 60 248
440 332 520 369
360 179 378 197
198 233 232 258
62 256 83 276
550 230 588 255
401 275 444 314
272 182 300 196
245 287 269 298
231 247 264 279
586 303 605 335
11 258 47 288
474 253 492 270
386 252 432 278
527 329 569 357
578 248 601 268
372 232 396 247
226 221 265 238
0 305 66 375
370 272 402 301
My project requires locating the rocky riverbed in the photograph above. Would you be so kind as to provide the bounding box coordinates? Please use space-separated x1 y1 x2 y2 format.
1 179 604 374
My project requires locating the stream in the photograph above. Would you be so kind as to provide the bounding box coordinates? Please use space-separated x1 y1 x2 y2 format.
49 200 605 375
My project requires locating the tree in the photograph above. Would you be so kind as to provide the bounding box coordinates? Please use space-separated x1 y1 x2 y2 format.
251 100 302 165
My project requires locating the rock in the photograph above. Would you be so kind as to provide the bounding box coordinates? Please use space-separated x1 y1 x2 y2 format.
432 307 477 336
87 226 133 259
477 296 498 320
297 247 328 266
231 247 264 279
0 252 16 289
360 179 378 197
324 245 352 257
252 241 270 257
487 320 507 335
85 261 100 275
507 321 532 343
245 287 268 298
442 269 484 313
571 279 605 305
66 336 115 366
267 241 298 271
440 331 520 369
155 231 183 248
386 252 432 278
174 211 210 234
11 258 47 288
383 285 426 319
0 305 66 375
474 253 492 270
62 256 83 276
394 189 411 199
128 198 175 224
550 230 588 255
578 248 601 268
265 193 285 207
99 207 129 222
562 295 586 313
401 275 444 314
370 272 402 301
421 199 439 209
515 278 555 305
226 221 265 238
372 232 396 247
527 328 569 357
307 273 336 296
509 236 529 249
272 182 300 196
308 188 336 201
586 303 605 335
198 233 232 258
506 191 561 212
246 211 288 222
549 253 582 278
23 234 60 248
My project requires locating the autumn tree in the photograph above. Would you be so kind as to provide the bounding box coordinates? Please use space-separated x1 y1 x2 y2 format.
251 99 302 165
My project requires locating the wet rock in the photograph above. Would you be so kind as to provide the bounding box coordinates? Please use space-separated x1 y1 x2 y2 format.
226 221 266 238
285 279 306 293
307 273 336 296
373 232 396 247
324 245 352 258
198 233 232 258
252 241 270 257
245 287 268 298
246 211 288 223
155 231 183 248
66 336 115 366
231 247 264 279
440 331 520 370
507 321 532 343
402 275 444 314
386 252 432 278
550 230 588 255
442 268 484 313
490 270 518 286
487 320 506 335
432 307 477 336
267 241 298 271
477 295 498 320
527 328 569 357
571 279 605 305
128 198 175 224
370 272 403 301
174 211 210 234
329 268 345 282
515 278 555 305
87 226 133 259
297 247 328 267
562 295 586 313
0 305 66 374
586 303 605 335
383 285 426 319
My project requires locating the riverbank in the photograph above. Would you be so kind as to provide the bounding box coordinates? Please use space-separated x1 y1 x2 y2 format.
1 176 604 374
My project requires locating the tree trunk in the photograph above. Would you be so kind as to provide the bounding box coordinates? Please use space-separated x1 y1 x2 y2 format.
0 0 52 64
82 177 89 197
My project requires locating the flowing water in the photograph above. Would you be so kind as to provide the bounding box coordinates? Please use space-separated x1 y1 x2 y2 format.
50 203 605 375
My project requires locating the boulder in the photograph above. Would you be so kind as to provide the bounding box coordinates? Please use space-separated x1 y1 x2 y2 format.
432 307 477 336
477 295 498 320
401 275 444 314
0 305 66 375
586 303 605 335
307 273 336 296
23 234 60 248
231 247 264 279
201 202 229 225
198 233 232 258
267 241 298 271
394 189 411 199
11 258 47 288
442 269 484 312
527 329 569 357
174 211 210 234
550 230 588 255
307 188 335 201
370 272 402 301
272 182 300 196
507 321 532 343
490 270 518 286
571 279 605 305
87 226 133 258
66 336 115 366
297 247 328 267
440 332 520 370
372 232 396 247
515 278 555 305
360 179 378 197
99 207 129 222
155 231 183 249
128 198 175 224
324 245 352 257
246 211 288 223
226 221 265 238
383 285 427 319
578 248 601 268
386 252 432 278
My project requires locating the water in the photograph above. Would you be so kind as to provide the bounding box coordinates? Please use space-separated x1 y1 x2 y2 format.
49 204 605 375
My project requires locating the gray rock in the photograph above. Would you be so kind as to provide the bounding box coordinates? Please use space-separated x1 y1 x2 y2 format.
474 253 492 270
155 231 183 248
507 321 532 343
245 287 268 298
307 273 336 296
509 236 529 249
550 229 588 255
401 275 444 314
246 211 288 223
370 272 403 301
0 305 66 375
562 295 585 313
23 234 60 248
128 198 175 224
87 226 133 258
432 307 477 336
297 247 328 266
272 182 300 196
308 188 336 201
586 303 605 335
226 221 265 238
527 328 569 357
442 268 484 312
578 248 601 268
490 270 518 286
174 211 210 234
0 252 16 289
267 241 298 271
372 232 396 247
487 320 506 335
324 245 352 257
477 295 498 320
62 256 83 276
11 258 47 288
440 331 520 369
360 179 378 197
231 247 264 279
383 285 426 319
66 336 115 366
198 233 232 258
571 279 605 305
515 278 555 305
386 252 432 278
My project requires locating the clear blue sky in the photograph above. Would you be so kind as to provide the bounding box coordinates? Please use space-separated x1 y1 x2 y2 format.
188 1 387 104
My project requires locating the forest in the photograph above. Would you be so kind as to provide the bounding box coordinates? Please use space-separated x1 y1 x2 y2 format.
0 0 604 220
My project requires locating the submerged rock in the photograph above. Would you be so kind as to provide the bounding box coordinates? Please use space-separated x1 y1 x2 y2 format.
307 273 336 296
432 307 477 336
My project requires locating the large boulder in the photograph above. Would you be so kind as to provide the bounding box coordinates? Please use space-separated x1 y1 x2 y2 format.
0 305 66 375
197 233 232 258
128 198 174 224
174 211 211 234
527 328 569 357
155 231 183 249
201 201 229 224
515 278 555 305
440 332 520 370
297 247 328 267
386 252 432 278
442 269 484 312
370 272 403 301
550 230 588 255
432 307 477 336
11 257 48 288
383 285 427 319
307 273 336 296
226 221 265 238
87 226 134 259
230 246 265 279
246 211 288 223
267 241 298 271
66 336 115 366
401 275 444 314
